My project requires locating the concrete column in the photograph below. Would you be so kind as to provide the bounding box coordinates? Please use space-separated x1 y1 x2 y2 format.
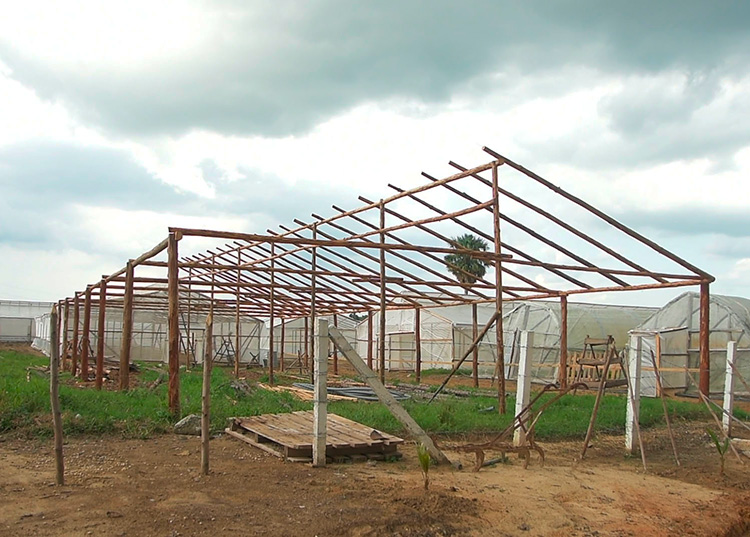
625 335 642 454
312 319 329 467
514 331 533 447
723 340 737 436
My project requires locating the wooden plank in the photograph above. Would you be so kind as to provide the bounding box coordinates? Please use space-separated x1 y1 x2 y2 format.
328 325 451 465
225 428 284 458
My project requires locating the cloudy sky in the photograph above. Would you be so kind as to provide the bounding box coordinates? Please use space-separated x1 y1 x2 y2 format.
1 1 749 306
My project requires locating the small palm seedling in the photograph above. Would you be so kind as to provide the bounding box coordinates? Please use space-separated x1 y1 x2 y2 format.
417 443 431 491
706 428 730 476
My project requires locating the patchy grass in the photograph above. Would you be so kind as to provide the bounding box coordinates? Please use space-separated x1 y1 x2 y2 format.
1 349 745 441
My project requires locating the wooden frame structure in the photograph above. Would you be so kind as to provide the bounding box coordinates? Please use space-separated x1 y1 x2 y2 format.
54 147 714 415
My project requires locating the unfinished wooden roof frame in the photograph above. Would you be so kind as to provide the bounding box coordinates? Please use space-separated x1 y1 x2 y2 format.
55 147 714 416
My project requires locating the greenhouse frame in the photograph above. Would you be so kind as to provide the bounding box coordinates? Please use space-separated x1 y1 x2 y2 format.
47 146 715 415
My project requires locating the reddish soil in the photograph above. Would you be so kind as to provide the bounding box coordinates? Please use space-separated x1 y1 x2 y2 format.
1 420 749 537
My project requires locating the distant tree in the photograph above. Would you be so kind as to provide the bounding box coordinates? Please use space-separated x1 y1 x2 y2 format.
443 234 490 293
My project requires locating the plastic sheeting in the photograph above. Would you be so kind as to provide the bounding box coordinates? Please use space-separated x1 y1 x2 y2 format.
632 292 750 396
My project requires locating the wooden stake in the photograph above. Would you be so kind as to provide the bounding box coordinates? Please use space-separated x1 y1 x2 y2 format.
120 261 134 391
724 341 737 436
367 310 373 370
648 344 680 466
81 285 92 381
72 293 80 377
201 312 213 476
95 278 107 390
186 266 192 371
61 301 69 372
623 336 647 470
280 317 286 372
581 345 614 459
167 232 181 416
513 331 533 447
49 305 64 485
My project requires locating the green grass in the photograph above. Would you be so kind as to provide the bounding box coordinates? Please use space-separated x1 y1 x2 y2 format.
1 349 745 441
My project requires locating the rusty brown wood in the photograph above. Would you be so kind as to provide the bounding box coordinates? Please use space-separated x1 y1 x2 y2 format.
367 310 373 370
280 316 286 372
559 294 568 389
482 148 712 281
699 281 710 395
472 303 479 388
269 242 276 386
81 285 92 382
493 163 506 414
235 250 241 378
167 232 181 416
61 300 69 372
379 200 387 384
415 306 422 384
120 261 134 391
72 293 80 377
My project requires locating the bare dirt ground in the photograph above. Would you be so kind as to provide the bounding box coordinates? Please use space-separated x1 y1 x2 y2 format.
2 420 750 537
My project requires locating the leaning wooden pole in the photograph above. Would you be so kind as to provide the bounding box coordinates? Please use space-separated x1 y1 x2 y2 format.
167 232 181 416
492 162 507 414
699 281 711 396
201 312 213 476
49 305 64 485
95 278 107 390
81 285 93 381
120 261 134 391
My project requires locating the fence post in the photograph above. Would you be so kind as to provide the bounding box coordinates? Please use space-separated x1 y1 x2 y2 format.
723 340 737 437
625 335 642 454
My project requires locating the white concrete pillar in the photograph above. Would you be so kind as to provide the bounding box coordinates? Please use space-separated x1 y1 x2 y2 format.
625 335 642 454
312 319 328 467
723 340 737 437
514 331 533 447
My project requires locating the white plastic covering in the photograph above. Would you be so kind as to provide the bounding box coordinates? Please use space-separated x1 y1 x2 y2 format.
259 315 358 366
354 300 657 381
632 292 750 396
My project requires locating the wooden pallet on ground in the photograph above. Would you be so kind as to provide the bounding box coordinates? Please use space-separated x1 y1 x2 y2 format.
225 410 404 463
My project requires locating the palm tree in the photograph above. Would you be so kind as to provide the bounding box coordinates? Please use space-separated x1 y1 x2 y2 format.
443 234 490 292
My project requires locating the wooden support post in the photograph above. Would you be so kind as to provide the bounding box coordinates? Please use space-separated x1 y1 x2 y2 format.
304 316 309 369
186 266 192 371
167 232 181 416
513 331 533 447
724 340 737 437
81 285 92 381
72 293 80 377
379 200 387 384
95 279 107 389
120 261 134 391
235 251 241 378
559 294 568 389
699 281 711 396
329 325 452 466
332 314 338 375
269 243 275 386
49 305 64 485
280 318 286 372
367 310 374 370
472 303 479 388
201 312 213 476
310 226 317 385
415 307 422 384
625 334 642 454
61 301 69 372
313 319 329 467
492 163 506 414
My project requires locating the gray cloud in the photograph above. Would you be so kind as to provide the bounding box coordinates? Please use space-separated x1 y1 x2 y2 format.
619 206 750 240
1 1 748 140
